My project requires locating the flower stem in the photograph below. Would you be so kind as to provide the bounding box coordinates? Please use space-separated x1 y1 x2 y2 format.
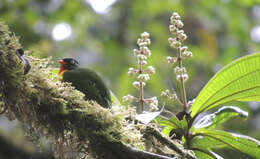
139 62 144 113
177 47 188 111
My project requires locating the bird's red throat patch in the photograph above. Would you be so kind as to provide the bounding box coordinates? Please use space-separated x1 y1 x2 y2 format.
58 60 67 76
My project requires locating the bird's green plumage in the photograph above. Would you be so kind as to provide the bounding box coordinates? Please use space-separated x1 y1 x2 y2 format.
62 68 111 108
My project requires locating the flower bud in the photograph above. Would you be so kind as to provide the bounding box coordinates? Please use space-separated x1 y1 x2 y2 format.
138 42 148 47
176 74 188 81
166 56 177 64
168 37 174 43
137 74 150 81
128 67 136 76
145 49 151 57
145 66 155 74
176 30 187 41
174 66 186 75
146 38 151 45
180 46 188 54
145 96 159 111
122 94 134 103
140 46 151 56
138 60 147 65
176 20 184 28
170 41 181 48
137 54 147 61
183 51 193 58
132 81 146 88
133 49 139 56
174 66 181 74
169 93 177 100
169 25 178 34
161 89 170 97
141 32 150 39
177 30 184 35
179 33 187 41
168 38 181 48
172 12 180 20
137 38 142 45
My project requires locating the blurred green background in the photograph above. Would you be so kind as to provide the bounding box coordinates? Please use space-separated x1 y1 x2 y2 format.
1 0 260 158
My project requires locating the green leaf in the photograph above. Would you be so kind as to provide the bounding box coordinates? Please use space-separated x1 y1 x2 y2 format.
191 53 260 117
190 135 227 150
192 129 260 158
193 106 248 129
161 126 172 136
158 115 181 130
194 149 223 159
158 116 188 137
179 118 188 133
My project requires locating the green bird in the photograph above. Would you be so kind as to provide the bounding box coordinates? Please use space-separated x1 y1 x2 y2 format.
58 58 111 108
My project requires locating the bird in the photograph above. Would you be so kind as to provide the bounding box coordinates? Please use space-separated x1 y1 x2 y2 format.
58 58 111 108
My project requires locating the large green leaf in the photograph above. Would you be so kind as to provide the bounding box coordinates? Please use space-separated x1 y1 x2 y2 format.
192 129 260 158
191 53 260 117
190 135 226 150
158 115 181 130
193 106 248 129
158 115 188 136
193 149 223 159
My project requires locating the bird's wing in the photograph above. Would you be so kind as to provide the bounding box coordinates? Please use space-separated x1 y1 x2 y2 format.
63 68 111 108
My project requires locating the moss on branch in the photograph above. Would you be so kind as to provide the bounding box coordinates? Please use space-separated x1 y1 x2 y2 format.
0 21 196 159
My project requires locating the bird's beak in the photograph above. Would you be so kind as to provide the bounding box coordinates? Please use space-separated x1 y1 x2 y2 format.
58 60 65 65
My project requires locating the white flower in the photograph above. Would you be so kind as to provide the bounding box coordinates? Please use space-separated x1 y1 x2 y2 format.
138 42 148 47
137 54 147 61
176 30 187 41
137 74 150 81
133 49 139 56
169 93 177 100
128 67 136 76
140 46 151 57
145 96 159 111
166 56 177 64
141 32 150 39
180 46 188 54
146 38 151 45
176 74 188 81
161 89 170 97
123 94 134 103
174 66 186 75
172 12 180 20
168 37 175 43
169 25 177 34
179 33 187 41
138 60 147 66
176 20 184 28
168 38 181 48
132 81 146 88
137 38 142 45
183 51 193 58
145 66 155 74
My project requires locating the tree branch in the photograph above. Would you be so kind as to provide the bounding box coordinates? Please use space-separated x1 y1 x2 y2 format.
0 21 196 159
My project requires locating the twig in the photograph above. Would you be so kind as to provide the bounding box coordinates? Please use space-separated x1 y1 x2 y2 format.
143 126 197 159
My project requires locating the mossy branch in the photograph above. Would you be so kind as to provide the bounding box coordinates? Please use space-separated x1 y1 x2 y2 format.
0 21 196 159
